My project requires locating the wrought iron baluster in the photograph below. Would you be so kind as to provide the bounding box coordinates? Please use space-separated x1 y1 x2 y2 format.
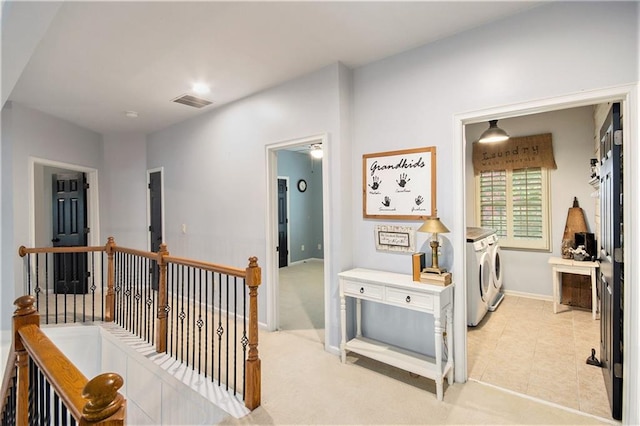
217 272 223 386
180 264 186 363
233 276 237 395
34 254 40 311
225 274 229 391
242 277 248 401
189 266 194 370
197 268 203 375
45 254 50 323
204 270 210 380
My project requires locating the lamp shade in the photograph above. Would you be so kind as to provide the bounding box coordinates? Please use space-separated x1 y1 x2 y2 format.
478 120 509 143
418 217 450 234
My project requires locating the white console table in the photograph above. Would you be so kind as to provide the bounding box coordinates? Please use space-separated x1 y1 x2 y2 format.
338 268 454 401
548 256 600 319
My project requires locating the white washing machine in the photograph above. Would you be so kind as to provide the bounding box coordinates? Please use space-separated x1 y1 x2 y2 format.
466 227 496 326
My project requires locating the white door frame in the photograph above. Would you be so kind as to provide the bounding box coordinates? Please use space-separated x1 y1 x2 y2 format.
29 156 101 249
265 134 330 344
453 84 638 422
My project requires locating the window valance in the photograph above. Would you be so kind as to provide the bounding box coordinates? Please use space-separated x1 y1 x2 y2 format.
472 133 556 174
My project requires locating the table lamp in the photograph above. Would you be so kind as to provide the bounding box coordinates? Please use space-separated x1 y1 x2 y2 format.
418 215 450 274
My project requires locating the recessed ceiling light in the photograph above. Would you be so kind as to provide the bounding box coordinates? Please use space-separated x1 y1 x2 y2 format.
192 82 210 95
124 111 138 118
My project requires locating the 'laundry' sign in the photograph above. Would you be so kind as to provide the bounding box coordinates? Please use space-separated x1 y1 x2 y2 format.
472 133 556 174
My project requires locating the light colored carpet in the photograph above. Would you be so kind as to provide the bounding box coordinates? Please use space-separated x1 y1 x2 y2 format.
278 260 325 344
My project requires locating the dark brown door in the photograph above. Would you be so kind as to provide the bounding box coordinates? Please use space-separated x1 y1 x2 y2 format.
149 171 163 290
52 172 88 294
599 102 623 420
277 179 288 268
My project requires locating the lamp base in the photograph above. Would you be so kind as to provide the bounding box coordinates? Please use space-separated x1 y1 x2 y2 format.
422 266 447 275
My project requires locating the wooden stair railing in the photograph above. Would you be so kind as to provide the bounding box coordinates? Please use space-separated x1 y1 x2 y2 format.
1 295 126 425
18 237 262 410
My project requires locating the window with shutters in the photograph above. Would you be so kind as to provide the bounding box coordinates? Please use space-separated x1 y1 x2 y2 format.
475 167 550 250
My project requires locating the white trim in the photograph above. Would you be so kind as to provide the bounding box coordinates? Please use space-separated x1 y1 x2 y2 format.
469 379 618 425
276 175 291 267
146 167 166 250
501 289 553 302
454 84 638 423
28 156 101 249
265 133 330 348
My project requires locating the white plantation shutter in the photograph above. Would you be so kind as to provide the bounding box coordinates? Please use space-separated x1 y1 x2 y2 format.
479 171 507 237
477 167 549 250
512 168 543 239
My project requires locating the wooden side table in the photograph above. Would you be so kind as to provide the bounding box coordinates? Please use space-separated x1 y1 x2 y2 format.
548 257 600 319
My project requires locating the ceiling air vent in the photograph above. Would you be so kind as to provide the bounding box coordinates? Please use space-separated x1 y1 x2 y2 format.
171 94 212 108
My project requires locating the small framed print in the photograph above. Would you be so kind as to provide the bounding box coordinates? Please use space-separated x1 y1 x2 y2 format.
363 147 436 220
374 225 415 253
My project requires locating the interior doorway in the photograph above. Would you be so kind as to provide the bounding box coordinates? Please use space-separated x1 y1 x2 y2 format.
265 134 330 349
30 158 101 293
453 85 636 420
147 167 164 290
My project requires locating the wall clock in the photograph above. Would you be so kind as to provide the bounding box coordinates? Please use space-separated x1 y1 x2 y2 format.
297 179 307 192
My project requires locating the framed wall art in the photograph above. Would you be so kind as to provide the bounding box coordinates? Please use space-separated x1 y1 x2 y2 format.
363 146 436 220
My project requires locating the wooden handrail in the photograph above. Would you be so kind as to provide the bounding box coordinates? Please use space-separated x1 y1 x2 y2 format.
163 255 246 277
19 323 88 420
19 245 105 256
7 295 126 424
17 237 262 410
112 246 160 261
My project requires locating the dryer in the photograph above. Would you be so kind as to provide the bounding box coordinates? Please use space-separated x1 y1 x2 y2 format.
466 227 495 326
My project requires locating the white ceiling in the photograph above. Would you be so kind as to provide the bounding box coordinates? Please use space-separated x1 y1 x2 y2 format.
3 1 542 135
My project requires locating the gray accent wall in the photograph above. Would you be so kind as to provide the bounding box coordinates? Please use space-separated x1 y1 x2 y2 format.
277 150 324 263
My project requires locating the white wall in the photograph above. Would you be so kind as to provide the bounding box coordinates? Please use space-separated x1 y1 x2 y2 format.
464 107 596 297
1 102 104 329
351 0 638 392
102 133 148 248
352 2 637 274
146 63 352 347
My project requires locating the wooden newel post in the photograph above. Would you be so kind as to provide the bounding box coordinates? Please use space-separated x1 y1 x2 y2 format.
155 243 169 354
105 237 116 322
13 295 40 425
244 256 262 410
80 373 125 425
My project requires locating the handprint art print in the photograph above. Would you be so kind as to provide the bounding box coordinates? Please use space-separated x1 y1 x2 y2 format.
363 147 436 220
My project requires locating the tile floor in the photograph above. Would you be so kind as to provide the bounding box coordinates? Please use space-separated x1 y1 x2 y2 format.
467 294 613 420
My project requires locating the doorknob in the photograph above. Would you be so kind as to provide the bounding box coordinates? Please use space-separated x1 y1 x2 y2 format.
52 238 60 243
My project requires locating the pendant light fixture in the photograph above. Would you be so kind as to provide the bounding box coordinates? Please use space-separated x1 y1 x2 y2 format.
310 143 323 159
478 119 509 143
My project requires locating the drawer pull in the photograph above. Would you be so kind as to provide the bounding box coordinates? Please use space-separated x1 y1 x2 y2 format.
406 295 411 303
360 287 364 294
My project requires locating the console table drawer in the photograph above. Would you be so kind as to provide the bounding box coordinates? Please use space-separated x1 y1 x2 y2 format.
386 287 433 311
343 280 383 300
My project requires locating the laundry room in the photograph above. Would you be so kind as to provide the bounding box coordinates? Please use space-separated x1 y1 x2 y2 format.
463 104 613 418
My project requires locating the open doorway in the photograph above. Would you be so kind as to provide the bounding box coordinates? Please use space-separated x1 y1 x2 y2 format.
29 158 101 294
453 86 635 421
31 158 100 249
265 134 329 348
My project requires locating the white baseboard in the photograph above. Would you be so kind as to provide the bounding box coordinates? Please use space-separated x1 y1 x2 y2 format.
502 289 553 302
288 258 324 266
